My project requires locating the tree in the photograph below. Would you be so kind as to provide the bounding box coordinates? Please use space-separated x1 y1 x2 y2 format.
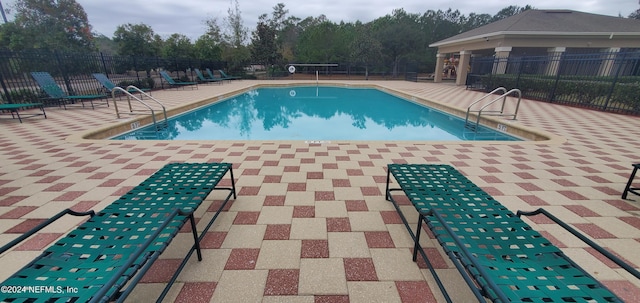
221 0 250 72
250 4 291 68
295 19 338 62
349 23 382 79
630 9 640 20
251 14 281 68
223 0 248 47
113 23 161 57
277 15 302 61
163 33 194 58
93 34 118 54
3 0 94 51
490 5 533 22
194 34 222 61
460 13 493 32
372 9 425 77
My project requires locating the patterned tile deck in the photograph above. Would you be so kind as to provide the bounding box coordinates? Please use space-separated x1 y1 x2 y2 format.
1 80 639 302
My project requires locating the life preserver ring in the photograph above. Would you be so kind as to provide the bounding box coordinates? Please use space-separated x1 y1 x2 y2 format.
288 65 296 73
289 90 296 97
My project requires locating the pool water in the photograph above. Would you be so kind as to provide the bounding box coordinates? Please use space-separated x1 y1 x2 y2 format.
113 86 521 141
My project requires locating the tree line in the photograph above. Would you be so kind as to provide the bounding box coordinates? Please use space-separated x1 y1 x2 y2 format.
1 0 639 75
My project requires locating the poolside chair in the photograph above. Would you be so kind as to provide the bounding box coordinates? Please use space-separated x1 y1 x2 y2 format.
206 68 227 82
159 71 198 89
386 164 640 302
0 162 236 303
31 72 108 110
0 103 46 123
194 68 223 84
622 163 640 199
218 69 241 80
92 73 151 96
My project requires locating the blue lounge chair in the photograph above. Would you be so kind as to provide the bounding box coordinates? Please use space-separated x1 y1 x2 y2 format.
159 71 198 89
31 72 108 110
0 103 46 123
194 68 223 84
218 69 241 80
92 73 151 96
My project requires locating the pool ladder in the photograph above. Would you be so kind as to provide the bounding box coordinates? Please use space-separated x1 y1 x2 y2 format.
464 87 521 132
111 86 168 131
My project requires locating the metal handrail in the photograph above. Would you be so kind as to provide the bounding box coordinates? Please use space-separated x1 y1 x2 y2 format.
111 86 168 131
465 87 521 131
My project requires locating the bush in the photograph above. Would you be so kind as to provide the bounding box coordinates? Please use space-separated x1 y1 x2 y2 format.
610 82 640 110
116 78 155 90
554 80 611 104
1 89 41 104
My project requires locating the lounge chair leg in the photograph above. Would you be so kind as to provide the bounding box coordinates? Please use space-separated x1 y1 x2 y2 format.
188 213 202 261
229 166 237 199
385 169 391 201
413 215 423 262
622 164 640 199
14 110 22 123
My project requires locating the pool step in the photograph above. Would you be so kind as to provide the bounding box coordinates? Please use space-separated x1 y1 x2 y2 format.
154 120 169 131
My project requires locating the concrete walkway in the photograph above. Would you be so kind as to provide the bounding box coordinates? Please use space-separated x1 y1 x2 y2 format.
1 80 639 302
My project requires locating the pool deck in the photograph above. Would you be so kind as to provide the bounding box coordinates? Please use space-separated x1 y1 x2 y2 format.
1 80 639 302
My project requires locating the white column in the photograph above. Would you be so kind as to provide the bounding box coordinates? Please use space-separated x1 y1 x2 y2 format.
492 47 512 74
434 53 446 83
455 50 472 86
598 47 621 76
545 47 565 76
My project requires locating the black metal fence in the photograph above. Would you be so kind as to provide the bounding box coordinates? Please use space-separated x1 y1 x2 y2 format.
263 60 418 80
0 50 226 104
0 49 424 105
467 50 640 115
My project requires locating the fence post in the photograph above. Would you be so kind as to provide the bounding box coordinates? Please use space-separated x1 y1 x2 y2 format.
100 52 109 77
549 52 564 102
603 51 626 111
55 51 74 95
515 57 524 89
0 67 13 104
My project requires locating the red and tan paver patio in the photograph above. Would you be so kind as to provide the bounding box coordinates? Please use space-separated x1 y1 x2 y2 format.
1 80 639 302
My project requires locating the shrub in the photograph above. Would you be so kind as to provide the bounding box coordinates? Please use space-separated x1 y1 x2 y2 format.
116 78 155 90
1 89 41 104
610 82 640 110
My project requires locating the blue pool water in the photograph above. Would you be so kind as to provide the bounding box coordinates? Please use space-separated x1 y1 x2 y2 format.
113 86 521 141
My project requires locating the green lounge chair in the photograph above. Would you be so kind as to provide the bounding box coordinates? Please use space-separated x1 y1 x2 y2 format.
30 72 108 110
385 163 640 302
92 73 151 96
0 103 46 123
218 69 241 80
206 68 226 81
194 68 223 84
159 71 198 89
0 162 236 303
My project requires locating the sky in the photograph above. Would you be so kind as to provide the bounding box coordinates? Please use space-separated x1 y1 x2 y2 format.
1 0 639 40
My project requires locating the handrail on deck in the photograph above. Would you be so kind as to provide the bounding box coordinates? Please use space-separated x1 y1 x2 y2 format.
465 87 522 131
111 86 168 131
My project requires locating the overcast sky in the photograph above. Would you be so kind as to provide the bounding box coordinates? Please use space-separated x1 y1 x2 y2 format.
1 0 638 40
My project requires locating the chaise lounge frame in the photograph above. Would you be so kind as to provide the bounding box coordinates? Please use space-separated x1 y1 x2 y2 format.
159 71 198 90
0 162 236 303
385 163 640 303
30 72 108 110
0 103 47 123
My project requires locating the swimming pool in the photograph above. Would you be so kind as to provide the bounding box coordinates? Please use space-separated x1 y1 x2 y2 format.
112 86 521 141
